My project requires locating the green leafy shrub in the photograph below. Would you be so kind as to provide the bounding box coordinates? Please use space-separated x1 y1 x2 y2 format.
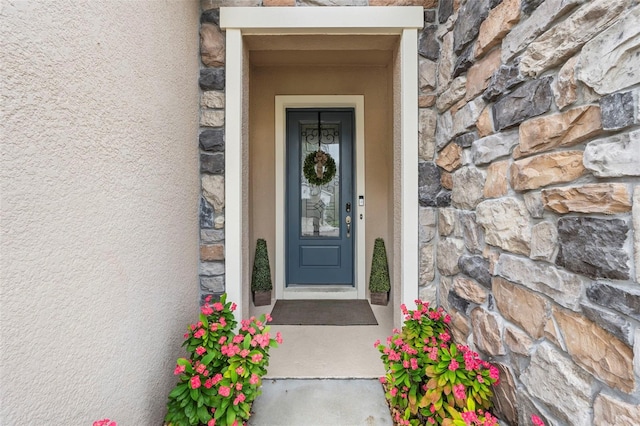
165 294 282 426
369 238 390 293
375 300 500 426
251 239 272 292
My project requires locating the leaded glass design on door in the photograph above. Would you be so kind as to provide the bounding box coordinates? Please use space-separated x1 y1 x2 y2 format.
299 119 341 238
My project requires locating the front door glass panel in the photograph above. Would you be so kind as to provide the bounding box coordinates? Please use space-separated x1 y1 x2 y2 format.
300 120 341 238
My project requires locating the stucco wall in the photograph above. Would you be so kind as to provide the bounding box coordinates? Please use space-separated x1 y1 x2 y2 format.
1 1 200 424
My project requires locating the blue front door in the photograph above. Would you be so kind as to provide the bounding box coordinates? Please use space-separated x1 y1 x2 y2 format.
286 109 354 286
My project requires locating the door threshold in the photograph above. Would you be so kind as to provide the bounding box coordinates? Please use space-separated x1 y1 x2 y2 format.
283 285 359 300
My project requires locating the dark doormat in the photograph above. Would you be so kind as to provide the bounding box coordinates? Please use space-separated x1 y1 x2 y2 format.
269 299 378 326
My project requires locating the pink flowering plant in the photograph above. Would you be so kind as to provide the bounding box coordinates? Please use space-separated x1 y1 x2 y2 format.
375 300 500 426
165 294 282 426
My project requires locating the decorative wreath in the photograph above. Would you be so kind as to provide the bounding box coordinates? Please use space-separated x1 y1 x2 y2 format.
303 150 336 186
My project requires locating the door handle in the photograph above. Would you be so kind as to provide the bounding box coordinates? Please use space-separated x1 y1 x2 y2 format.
346 215 351 238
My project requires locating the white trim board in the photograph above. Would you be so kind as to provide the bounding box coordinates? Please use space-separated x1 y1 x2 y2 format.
221 7 423 34
275 96 366 301
221 6 421 321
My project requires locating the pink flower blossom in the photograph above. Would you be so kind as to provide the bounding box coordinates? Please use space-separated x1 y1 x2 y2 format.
196 346 206 355
373 339 381 348
390 387 398 397
448 359 459 371
208 419 216 426
489 366 500 380
219 317 227 327
190 375 201 389
195 363 206 374
250 373 260 385
531 415 545 426
174 364 185 375
231 303 237 311
201 304 213 315
236 366 244 375
379 376 387 384
484 412 498 426
213 302 223 311
218 385 231 397
235 382 243 391
252 333 271 348
218 336 227 345
429 352 438 362
453 384 466 400
276 331 283 344
461 411 478 425
444 314 451 324
233 334 244 344
183 333 189 339
265 313 272 322
233 393 246 405
222 344 241 357
204 378 214 389
210 323 219 331
410 358 419 370
194 329 206 339
239 349 250 358
251 353 263 363
402 360 409 369
211 373 223 385
93 419 117 426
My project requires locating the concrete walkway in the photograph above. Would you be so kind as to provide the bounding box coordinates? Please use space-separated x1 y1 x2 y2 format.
248 379 393 426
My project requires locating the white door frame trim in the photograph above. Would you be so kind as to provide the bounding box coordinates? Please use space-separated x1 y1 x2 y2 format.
275 96 365 300
221 6 421 319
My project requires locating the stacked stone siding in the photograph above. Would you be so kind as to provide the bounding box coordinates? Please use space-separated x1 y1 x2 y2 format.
420 0 640 424
199 0 640 423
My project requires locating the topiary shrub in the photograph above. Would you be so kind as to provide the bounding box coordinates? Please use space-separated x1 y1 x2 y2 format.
251 239 272 306
369 238 391 293
369 238 390 305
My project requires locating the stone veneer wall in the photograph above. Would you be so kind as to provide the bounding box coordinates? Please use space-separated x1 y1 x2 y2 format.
198 0 640 424
418 0 640 424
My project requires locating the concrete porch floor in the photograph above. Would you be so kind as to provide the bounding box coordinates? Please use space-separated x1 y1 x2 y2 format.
248 379 393 426
251 302 394 378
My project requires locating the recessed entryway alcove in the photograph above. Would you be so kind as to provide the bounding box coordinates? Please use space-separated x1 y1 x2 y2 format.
249 36 397 304
221 8 423 336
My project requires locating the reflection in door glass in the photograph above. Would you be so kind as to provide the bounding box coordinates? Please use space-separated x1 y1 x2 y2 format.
300 119 340 238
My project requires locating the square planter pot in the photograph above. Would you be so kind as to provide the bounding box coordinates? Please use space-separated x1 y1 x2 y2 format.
252 290 272 306
370 291 389 306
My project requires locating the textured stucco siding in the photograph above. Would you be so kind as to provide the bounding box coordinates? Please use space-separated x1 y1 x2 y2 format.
1 1 200 424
